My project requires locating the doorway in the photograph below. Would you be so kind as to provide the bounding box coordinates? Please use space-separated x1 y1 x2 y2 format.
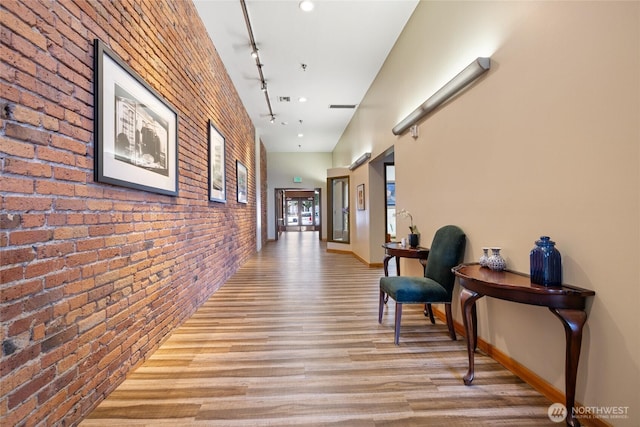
275 189 321 238
385 163 396 241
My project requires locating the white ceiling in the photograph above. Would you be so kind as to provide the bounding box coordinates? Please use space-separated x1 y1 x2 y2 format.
193 0 418 153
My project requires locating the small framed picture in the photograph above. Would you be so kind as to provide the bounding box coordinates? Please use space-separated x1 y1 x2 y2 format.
208 120 226 203
357 183 365 210
386 182 395 206
94 39 179 196
236 160 248 204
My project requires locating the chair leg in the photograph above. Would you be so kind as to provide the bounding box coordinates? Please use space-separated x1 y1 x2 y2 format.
378 290 386 323
394 302 403 345
445 303 457 341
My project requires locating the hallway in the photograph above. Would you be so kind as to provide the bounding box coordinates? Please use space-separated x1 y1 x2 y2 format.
81 232 554 426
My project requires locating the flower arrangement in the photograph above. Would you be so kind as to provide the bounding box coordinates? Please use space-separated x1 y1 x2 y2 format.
396 209 419 234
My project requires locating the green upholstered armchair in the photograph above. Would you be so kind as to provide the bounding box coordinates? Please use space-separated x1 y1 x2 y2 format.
379 225 466 345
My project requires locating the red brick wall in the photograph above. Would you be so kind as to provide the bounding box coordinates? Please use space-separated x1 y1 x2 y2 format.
0 1 258 425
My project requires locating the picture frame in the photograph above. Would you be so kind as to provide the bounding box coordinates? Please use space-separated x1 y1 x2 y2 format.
357 183 365 210
386 182 396 206
208 120 226 202
236 160 248 204
94 39 179 196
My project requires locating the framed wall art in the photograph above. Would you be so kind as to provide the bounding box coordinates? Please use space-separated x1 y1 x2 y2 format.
208 120 226 202
236 160 248 204
94 39 179 196
357 183 365 210
386 182 395 206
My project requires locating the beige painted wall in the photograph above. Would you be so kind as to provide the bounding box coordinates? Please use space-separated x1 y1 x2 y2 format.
351 164 370 258
266 152 332 240
335 1 639 422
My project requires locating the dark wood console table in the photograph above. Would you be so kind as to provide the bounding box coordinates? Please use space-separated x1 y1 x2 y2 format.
452 263 595 427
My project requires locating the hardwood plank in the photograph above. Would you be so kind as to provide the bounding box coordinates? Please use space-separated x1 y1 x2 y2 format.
81 232 556 426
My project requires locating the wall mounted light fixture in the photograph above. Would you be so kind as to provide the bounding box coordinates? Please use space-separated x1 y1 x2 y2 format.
409 125 419 139
349 152 371 171
392 57 491 136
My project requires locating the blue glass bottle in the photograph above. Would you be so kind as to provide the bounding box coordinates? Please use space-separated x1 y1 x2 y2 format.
530 236 562 286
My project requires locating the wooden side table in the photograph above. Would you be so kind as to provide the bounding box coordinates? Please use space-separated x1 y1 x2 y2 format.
382 242 429 277
452 263 595 427
381 242 432 320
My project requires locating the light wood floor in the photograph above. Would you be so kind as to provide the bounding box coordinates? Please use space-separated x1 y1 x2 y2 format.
81 232 556 426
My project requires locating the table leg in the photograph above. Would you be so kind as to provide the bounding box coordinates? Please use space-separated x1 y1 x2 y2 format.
382 254 392 304
472 302 477 351
419 258 428 275
549 308 588 427
460 287 482 385
424 303 435 324
383 254 392 277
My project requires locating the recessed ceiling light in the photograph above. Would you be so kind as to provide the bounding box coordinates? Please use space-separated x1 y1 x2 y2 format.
299 1 314 12
298 97 307 103
298 133 304 138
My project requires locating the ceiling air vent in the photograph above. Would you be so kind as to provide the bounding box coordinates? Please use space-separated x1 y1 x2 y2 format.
329 104 357 109
278 96 290 102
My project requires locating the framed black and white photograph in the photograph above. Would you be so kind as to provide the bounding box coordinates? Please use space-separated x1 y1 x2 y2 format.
94 39 179 196
236 160 248 204
357 183 365 210
208 120 226 202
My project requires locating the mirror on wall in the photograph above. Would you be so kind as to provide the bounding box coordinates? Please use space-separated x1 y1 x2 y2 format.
327 176 349 243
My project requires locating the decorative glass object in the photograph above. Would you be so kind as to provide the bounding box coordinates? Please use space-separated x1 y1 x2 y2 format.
530 236 562 286
408 233 419 248
487 247 506 271
479 247 490 267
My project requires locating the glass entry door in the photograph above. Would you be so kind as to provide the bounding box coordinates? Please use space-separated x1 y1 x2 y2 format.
275 189 321 238
285 195 317 231
286 199 300 227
